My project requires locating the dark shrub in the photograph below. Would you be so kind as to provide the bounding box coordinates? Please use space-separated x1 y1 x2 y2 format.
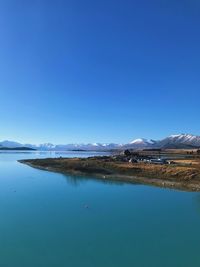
124 149 131 156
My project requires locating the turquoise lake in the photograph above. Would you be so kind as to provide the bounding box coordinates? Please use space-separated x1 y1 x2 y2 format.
0 151 200 267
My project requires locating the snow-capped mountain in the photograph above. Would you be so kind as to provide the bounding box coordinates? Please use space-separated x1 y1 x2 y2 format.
129 138 155 148
0 141 122 151
155 134 200 148
1 134 200 151
52 143 122 151
35 143 56 151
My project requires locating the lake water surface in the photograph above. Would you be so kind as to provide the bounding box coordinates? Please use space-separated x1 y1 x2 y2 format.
0 151 200 267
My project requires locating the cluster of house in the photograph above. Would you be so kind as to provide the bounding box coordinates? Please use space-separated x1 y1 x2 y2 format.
112 150 172 165
129 157 169 165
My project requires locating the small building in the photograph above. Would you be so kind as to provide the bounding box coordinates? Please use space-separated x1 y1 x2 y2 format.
149 158 168 165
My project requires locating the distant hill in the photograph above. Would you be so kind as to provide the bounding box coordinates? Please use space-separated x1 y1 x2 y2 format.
0 147 36 151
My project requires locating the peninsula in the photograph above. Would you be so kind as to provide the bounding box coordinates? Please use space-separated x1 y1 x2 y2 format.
19 149 200 191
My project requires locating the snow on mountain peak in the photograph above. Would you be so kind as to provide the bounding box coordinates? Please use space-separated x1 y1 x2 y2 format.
130 138 154 145
130 138 147 144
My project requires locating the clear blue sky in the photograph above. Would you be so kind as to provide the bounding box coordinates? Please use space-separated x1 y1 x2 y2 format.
0 0 200 144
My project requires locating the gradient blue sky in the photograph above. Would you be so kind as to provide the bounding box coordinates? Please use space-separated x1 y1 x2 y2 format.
0 0 200 144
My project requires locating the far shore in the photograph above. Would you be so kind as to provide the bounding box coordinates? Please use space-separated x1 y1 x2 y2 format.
19 151 200 192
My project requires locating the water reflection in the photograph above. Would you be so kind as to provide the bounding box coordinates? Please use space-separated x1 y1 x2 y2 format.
63 173 140 187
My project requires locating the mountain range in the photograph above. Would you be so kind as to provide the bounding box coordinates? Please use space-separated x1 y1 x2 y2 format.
0 134 200 151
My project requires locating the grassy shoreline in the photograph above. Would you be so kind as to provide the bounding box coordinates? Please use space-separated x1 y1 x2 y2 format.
19 156 200 191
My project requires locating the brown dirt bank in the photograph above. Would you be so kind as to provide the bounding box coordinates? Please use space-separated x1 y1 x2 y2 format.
18 157 200 192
